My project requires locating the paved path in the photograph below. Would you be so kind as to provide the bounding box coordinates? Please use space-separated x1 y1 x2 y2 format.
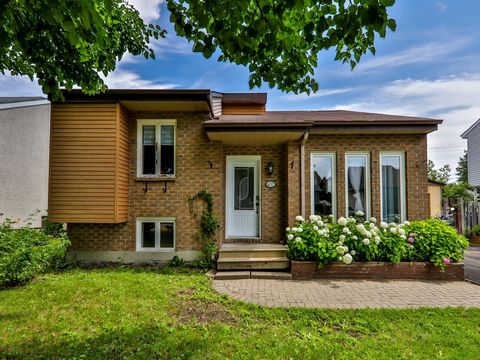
214 278 480 308
465 246 480 284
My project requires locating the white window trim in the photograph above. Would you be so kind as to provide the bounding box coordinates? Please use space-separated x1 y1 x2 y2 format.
379 152 406 222
136 217 176 252
310 152 336 219
345 152 371 218
136 119 177 178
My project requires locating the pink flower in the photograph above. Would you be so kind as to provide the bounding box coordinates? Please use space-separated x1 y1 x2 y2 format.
442 258 451 265
407 237 414 244
409 233 415 237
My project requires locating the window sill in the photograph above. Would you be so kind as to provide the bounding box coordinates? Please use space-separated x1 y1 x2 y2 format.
135 177 176 182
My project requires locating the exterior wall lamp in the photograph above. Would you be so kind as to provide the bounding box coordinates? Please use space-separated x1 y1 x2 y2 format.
266 161 274 176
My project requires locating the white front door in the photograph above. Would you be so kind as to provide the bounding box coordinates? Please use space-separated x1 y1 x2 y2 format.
226 156 260 238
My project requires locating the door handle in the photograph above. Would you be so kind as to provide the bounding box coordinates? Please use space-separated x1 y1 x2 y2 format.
256 202 259 213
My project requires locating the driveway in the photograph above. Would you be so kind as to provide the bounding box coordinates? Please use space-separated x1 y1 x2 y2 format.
465 245 480 284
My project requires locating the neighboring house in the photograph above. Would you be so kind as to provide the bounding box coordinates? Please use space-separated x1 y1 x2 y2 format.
461 119 480 186
47 89 441 263
0 97 50 228
427 179 444 218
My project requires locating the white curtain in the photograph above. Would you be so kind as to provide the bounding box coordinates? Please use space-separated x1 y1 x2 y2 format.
349 167 364 211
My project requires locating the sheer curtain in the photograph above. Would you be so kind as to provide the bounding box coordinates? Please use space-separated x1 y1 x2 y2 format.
348 166 364 212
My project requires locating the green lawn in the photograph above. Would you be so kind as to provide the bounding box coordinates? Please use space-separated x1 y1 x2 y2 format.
1 268 479 359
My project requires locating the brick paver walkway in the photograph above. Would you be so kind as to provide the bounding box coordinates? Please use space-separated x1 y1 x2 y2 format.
213 278 480 309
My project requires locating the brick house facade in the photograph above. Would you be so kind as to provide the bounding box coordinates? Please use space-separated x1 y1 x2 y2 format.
48 90 441 263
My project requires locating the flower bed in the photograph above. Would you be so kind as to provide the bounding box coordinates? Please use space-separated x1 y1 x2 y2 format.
286 212 469 273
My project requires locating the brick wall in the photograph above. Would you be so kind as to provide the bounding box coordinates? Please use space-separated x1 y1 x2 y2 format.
67 117 429 252
287 133 429 223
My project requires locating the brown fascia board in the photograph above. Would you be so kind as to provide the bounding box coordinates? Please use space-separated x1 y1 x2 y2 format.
309 124 440 134
53 89 212 103
221 92 267 105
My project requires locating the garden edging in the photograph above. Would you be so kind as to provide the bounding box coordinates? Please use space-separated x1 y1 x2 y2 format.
291 260 465 280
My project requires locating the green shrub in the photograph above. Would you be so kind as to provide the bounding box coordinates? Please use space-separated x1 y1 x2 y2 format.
469 224 480 236
0 221 70 287
404 219 469 268
168 255 185 268
286 213 468 269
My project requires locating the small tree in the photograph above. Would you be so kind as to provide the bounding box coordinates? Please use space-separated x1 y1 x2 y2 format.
456 150 468 184
428 160 450 184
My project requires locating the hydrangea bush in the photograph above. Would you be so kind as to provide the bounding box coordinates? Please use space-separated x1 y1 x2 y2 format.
286 211 468 269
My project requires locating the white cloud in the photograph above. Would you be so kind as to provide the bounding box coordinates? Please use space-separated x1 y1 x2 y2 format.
436 1 447 13
278 87 357 101
0 72 43 97
355 38 471 72
127 0 164 22
102 68 178 89
331 73 480 176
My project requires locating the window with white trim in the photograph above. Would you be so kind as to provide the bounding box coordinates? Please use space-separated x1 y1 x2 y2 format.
311 153 336 217
137 119 176 177
136 218 175 251
380 153 406 222
345 153 371 218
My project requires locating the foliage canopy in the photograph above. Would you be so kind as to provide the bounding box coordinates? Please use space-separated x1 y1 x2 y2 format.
1 0 396 98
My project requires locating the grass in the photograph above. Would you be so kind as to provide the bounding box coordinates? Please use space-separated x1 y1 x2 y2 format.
1 268 480 359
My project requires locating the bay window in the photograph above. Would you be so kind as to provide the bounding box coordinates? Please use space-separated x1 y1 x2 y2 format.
345 153 371 218
380 153 406 222
311 153 336 217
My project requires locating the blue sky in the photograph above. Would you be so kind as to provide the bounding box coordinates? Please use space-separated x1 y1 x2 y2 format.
2 0 479 175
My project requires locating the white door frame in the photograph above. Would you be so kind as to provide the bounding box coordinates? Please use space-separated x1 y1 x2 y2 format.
225 155 261 239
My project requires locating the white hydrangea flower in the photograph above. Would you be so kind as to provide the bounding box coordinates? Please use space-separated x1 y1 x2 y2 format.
389 222 396 227
400 234 407 240
362 238 370 246
343 245 349 252
309 214 319 222
355 210 365 217
292 227 298 232
356 224 367 235
403 220 410 226
286 227 291 232
369 222 376 229
339 235 346 241
317 220 324 226
343 227 350 234
295 237 302 242
349 217 357 224
318 230 323 235
338 217 348 226
338 256 343 262
287 234 294 240
366 231 372 238
370 217 377 223
336 246 345 255
342 254 353 264
399 229 406 236
297 227 303 233
390 227 397 234
295 215 305 222
380 222 388 229
352 235 358 240
313 225 319 231
351 250 357 256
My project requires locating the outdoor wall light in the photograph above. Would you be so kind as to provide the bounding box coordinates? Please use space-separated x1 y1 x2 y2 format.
266 161 274 176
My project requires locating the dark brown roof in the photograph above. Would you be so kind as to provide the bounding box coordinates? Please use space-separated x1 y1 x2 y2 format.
222 93 267 105
208 110 442 126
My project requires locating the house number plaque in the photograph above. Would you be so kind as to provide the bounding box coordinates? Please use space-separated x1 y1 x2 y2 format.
265 180 276 189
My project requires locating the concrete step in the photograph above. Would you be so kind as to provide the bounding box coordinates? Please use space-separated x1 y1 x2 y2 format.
217 257 290 270
214 270 292 280
218 244 287 260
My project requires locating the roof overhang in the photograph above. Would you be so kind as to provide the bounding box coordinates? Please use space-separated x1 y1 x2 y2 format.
55 89 213 115
309 124 440 134
206 128 306 145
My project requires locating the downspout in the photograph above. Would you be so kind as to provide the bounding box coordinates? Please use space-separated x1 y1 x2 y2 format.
300 130 309 217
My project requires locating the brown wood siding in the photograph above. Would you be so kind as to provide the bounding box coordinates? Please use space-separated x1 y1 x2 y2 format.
116 104 130 222
49 102 128 223
222 104 265 115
